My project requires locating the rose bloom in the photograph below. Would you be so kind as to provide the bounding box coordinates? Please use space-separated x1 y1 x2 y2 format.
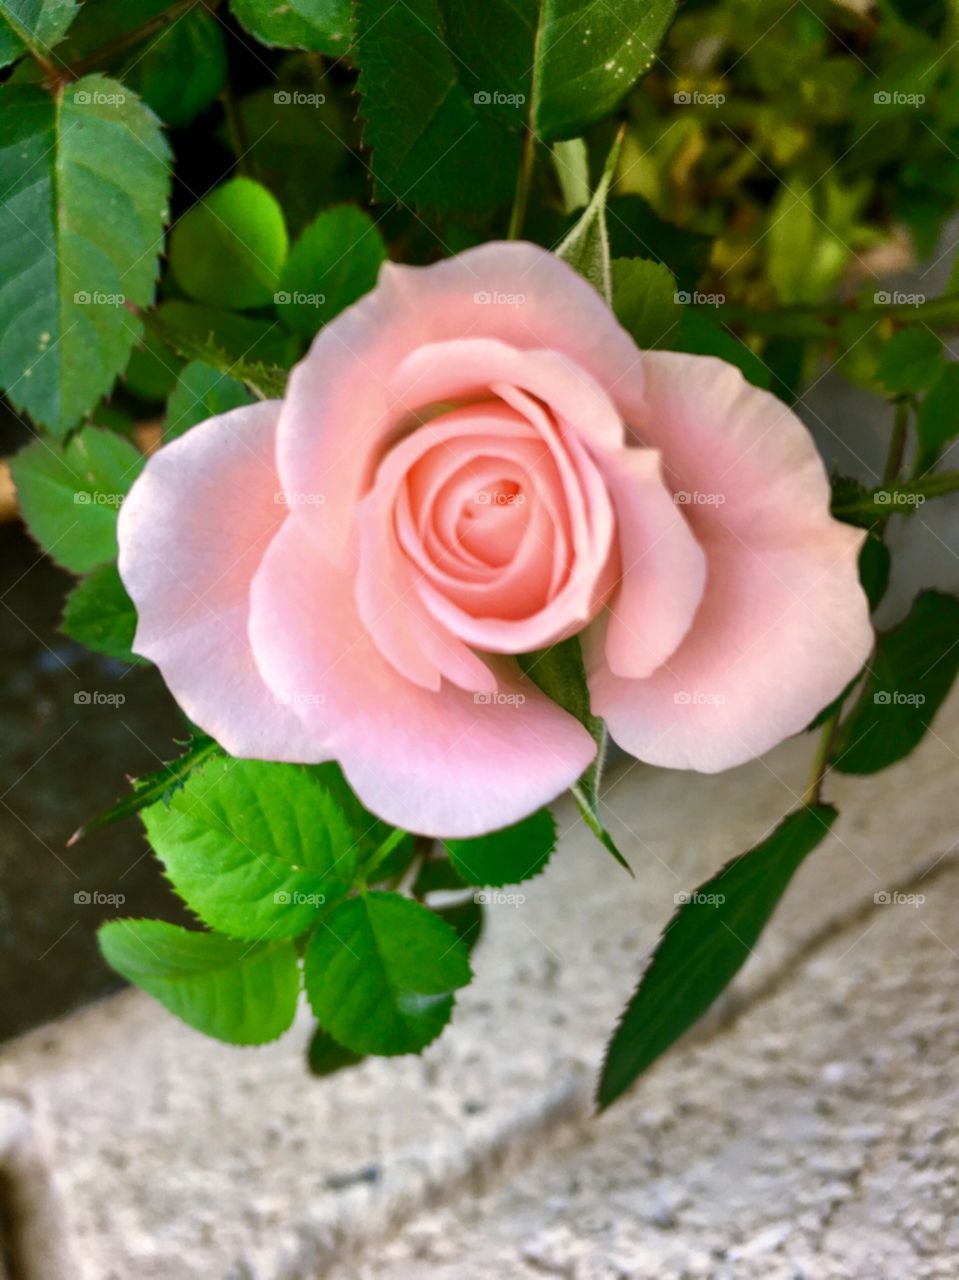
119 243 872 836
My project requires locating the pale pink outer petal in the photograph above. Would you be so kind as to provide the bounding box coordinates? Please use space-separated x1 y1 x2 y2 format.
248 518 597 836
586 353 873 771
117 401 323 762
593 447 707 680
276 242 645 565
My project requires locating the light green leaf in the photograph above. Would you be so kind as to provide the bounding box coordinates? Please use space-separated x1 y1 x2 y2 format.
11 427 144 572
552 137 590 212
143 757 360 941
169 177 289 311
277 205 386 338
304 891 471 1055
164 361 255 442
230 0 351 54
99 919 300 1045
556 131 622 302
832 591 959 775
445 809 556 887
611 256 679 349
533 0 678 141
598 805 837 1109
0 77 171 434
61 563 140 663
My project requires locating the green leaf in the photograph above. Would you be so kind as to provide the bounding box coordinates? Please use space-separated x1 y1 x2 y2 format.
858 532 891 613
533 0 678 141
607 195 712 295
277 205 386 338
445 809 556 887
11 427 144 572
68 734 219 846
169 178 289 311
519 638 630 873
164 361 255 442
916 363 959 472
355 0 518 215
143 757 360 941
144 302 294 398
123 330 182 402
597 805 837 1109
876 327 943 395
611 256 679 349
307 1024 364 1077
230 0 352 54
0 0 78 58
99 919 300 1045
122 8 227 128
304 891 471 1055
831 591 959 776
671 310 772 391
433 897 484 954
61 562 139 663
552 137 590 212
0 77 171 434
555 131 622 302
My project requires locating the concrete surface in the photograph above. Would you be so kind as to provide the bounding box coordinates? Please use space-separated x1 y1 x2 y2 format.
0 677 957 1279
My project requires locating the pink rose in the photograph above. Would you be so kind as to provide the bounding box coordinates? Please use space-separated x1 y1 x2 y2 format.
118 243 872 836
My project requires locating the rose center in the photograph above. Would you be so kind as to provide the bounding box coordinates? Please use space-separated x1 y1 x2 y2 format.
456 478 526 566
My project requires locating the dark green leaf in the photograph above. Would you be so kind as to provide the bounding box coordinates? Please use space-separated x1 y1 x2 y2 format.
307 1024 364 1077
672 310 772 391
355 0 518 215
832 591 959 775
230 0 352 54
0 77 171 434
304 891 471 1055
277 205 386 338
123 330 182 402
143 758 360 941
607 195 712 295
916 363 959 472
61 562 139 663
164 361 255 442
858 532 891 613
432 897 484 954
598 805 837 1109
876 327 943 395
122 8 226 128
611 256 680 349
169 177 289 311
144 302 294 398
99 919 300 1045
11 427 144 572
67 734 219 846
533 0 678 141
445 809 555 887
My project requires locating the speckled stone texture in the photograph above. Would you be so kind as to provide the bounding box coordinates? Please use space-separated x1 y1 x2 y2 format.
0 682 956 1279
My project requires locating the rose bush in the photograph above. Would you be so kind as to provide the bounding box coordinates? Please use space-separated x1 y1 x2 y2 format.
118 242 872 836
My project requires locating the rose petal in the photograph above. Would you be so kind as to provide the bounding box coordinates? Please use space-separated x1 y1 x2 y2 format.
249 517 597 836
117 402 322 761
276 242 645 566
